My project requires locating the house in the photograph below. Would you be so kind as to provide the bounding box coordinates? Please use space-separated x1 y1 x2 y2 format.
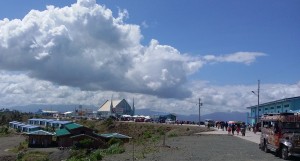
35 109 59 117
9 121 41 133
97 99 133 118
27 130 54 148
55 123 105 148
28 118 72 130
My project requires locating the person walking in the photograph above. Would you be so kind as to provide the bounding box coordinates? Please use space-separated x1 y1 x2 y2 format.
225 122 228 131
241 122 246 136
231 124 235 135
236 123 241 135
227 124 232 135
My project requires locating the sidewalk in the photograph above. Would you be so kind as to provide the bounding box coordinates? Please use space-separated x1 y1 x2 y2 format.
196 127 261 144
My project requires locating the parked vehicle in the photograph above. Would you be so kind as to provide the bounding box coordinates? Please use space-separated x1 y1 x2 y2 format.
259 113 300 160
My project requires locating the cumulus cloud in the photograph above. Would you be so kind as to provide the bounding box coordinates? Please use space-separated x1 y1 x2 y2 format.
0 0 265 99
203 52 267 65
0 0 203 98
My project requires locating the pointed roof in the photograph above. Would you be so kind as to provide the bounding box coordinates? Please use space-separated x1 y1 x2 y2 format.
98 100 122 112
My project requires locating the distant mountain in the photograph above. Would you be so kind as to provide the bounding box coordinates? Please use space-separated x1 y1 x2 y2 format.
136 109 247 122
135 108 168 116
176 112 247 122
7 104 247 122
8 104 97 113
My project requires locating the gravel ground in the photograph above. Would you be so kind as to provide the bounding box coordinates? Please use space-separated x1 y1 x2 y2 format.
103 134 298 161
0 134 26 161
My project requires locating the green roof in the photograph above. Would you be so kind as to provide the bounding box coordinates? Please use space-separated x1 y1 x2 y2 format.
55 128 71 136
65 123 83 130
98 133 131 139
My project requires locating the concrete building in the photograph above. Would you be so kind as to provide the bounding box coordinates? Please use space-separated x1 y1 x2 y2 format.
247 96 300 125
97 99 133 118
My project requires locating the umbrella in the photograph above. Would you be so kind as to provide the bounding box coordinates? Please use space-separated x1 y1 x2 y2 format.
228 121 236 124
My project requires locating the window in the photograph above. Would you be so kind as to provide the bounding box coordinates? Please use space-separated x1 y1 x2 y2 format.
265 108 268 110
284 104 290 108
277 106 281 109
270 107 274 109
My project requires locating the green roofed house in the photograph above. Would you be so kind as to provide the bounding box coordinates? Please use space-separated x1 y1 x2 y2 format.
55 128 71 137
55 123 105 148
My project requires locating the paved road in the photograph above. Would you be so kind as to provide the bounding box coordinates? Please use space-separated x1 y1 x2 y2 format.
197 127 261 144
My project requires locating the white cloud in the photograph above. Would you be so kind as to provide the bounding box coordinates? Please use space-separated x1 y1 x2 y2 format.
203 52 267 65
0 0 202 98
1 71 299 116
141 21 149 28
0 0 269 103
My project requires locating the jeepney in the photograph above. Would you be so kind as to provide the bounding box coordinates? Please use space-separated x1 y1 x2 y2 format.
259 113 300 160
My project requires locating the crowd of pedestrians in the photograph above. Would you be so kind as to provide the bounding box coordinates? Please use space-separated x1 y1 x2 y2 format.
214 121 247 136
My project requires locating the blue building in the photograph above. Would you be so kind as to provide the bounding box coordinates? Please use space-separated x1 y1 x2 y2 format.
28 118 72 129
247 96 300 125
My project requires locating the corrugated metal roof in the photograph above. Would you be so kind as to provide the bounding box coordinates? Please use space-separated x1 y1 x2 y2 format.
98 100 122 112
28 130 54 135
98 133 131 139
65 123 83 130
55 128 70 136
69 134 98 140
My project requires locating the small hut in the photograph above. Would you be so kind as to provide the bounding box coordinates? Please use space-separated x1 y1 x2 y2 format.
27 130 54 148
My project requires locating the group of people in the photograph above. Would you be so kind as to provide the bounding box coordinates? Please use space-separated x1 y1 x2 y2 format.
215 121 247 136
227 123 247 136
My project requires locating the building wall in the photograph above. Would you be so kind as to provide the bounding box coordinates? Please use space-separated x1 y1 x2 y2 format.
28 135 53 148
248 97 300 125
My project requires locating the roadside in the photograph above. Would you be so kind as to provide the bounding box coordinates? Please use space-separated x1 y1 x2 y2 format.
196 127 261 144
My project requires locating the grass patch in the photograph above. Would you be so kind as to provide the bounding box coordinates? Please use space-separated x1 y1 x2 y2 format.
18 151 49 161
10 140 28 153
100 143 125 156
168 133 178 137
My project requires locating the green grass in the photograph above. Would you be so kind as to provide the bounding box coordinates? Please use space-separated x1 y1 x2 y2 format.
18 151 49 161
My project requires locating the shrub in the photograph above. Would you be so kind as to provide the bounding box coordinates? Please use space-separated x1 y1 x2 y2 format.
168 133 178 138
101 143 125 155
107 138 123 146
78 139 93 149
103 118 114 127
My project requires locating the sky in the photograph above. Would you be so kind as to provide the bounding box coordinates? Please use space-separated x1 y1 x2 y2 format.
0 0 300 115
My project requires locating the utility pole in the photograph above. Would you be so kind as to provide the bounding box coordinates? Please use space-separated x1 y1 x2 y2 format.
257 80 260 124
252 80 260 124
199 98 203 126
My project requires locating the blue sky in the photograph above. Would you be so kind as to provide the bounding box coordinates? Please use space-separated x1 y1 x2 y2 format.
0 0 299 115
